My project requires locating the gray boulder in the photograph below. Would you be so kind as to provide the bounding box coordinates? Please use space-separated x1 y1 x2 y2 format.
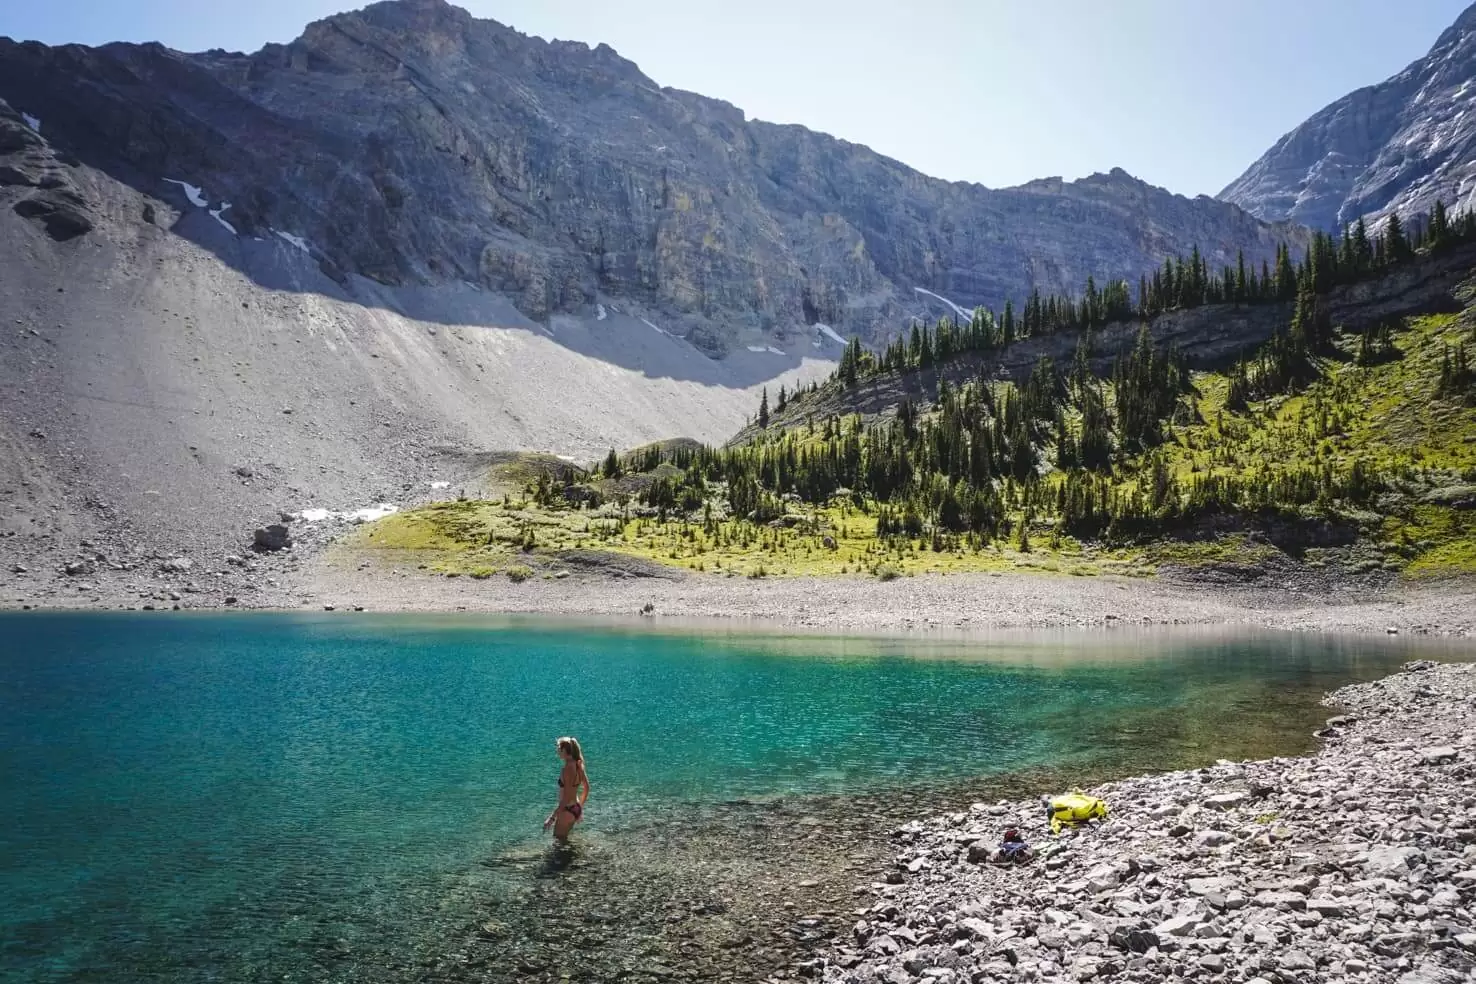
253 524 293 552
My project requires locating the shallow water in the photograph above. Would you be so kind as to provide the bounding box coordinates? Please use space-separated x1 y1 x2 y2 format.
0 613 1466 982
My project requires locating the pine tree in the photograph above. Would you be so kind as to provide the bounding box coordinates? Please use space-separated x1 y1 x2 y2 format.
602 448 622 479
838 337 864 386
1352 218 1372 274
1275 244 1297 300
776 384 788 412
1338 224 1356 283
1386 212 1410 263
758 387 770 429
1431 199 1450 250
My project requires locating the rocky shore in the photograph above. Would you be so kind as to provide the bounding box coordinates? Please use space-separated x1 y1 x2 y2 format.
299 560 1476 638
6 546 1476 639
821 661 1476 984
3 490 1474 639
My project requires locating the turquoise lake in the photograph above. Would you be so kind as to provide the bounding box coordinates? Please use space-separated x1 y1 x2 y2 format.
1 612 1467 982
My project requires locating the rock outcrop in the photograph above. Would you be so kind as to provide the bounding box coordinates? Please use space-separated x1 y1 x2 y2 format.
1221 1 1476 231
0 98 93 241
0 0 1304 353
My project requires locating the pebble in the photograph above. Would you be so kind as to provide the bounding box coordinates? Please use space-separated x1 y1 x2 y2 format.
821 663 1476 984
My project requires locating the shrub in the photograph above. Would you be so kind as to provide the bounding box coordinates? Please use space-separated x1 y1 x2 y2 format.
875 564 901 581
506 565 532 583
468 566 496 580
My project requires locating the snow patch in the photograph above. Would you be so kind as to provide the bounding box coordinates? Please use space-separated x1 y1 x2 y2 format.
297 503 400 524
596 304 607 321
209 202 237 235
275 230 311 254
430 481 451 490
814 323 847 346
766 346 785 356
163 178 207 207
641 317 668 335
347 504 399 523
746 345 768 353
913 287 973 322
21 112 40 133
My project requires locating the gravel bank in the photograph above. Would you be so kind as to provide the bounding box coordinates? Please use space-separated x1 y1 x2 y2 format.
11 543 1474 639
296 560 1476 637
818 660 1476 984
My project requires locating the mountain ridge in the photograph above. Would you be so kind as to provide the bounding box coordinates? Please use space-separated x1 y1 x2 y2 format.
1221 0 1476 231
1 0 1306 355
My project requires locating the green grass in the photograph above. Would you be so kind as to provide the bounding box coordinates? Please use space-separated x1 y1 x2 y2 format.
1155 312 1476 482
345 494 1148 579
1144 534 1278 568
344 311 1476 582
1094 310 1476 577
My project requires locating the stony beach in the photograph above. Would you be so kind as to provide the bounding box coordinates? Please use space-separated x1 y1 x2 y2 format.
818 660 1476 984
299 556 1476 638
4 496 1476 639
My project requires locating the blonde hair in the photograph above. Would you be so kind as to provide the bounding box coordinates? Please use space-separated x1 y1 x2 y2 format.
556 736 583 762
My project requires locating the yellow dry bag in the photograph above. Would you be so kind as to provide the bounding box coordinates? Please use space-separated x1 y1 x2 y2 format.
1044 791 1109 834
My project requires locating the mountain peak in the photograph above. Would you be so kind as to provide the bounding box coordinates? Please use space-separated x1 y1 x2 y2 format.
1220 0 1476 229
1436 0 1476 47
0 4 1302 353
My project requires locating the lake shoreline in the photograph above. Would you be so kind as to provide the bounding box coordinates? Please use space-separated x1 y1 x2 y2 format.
819 660 1476 984
306 565 1476 638
6 558 1476 639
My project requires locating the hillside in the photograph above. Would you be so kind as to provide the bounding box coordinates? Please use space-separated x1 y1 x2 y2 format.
0 96 831 606
0 0 1305 354
352 212 1476 586
1222 1 1476 230
0 0 1320 603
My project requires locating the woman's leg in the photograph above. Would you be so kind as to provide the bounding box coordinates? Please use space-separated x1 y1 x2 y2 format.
552 808 577 841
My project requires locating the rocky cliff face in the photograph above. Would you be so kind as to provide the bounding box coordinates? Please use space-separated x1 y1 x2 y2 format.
1221 2 1476 231
0 0 1304 355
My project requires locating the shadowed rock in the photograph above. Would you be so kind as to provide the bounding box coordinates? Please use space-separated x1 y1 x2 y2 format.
0 0 1306 350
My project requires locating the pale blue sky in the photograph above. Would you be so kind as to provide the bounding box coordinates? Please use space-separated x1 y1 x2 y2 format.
4 1 1470 196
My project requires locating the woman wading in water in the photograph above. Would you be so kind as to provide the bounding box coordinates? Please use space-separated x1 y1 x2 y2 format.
544 736 589 842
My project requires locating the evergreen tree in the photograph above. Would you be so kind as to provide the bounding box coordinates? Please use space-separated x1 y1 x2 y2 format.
758 387 770 429
1352 218 1372 273
1386 212 1410 263
1275 244 1297 300
1431 199 1450 250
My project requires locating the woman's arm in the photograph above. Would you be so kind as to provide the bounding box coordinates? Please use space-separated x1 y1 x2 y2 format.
578 763 590 805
